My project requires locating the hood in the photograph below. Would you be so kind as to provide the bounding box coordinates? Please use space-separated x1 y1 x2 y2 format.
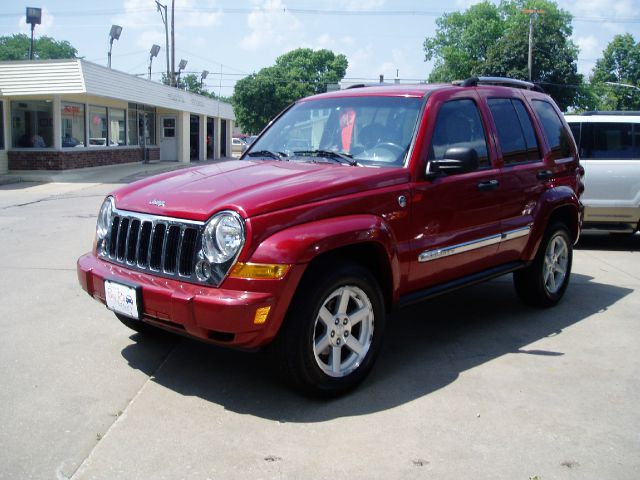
113 160 410 221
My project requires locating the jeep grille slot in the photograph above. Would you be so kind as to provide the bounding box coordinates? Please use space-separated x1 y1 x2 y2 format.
99 210 205 285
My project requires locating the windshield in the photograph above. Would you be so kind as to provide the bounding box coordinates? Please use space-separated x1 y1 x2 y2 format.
246 95 423 167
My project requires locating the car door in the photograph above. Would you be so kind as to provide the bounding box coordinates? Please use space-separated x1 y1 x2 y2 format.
478 91 548 263
405 92 505 293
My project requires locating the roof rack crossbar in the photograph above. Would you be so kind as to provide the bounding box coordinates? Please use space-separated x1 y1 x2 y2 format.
459 76 545 93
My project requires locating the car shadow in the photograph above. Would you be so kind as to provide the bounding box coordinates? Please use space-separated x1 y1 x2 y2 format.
120 272 631 421
576 231 639 251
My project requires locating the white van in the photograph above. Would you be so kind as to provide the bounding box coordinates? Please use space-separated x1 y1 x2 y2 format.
565 112 640 233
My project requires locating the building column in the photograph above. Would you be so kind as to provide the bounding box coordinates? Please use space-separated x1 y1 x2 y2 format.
226 120 234 158
177 111 190 164
52 95 62 150
213 117 221 159
199 114 206 161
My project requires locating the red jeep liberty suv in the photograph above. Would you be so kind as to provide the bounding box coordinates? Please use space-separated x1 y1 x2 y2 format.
78 77 584 396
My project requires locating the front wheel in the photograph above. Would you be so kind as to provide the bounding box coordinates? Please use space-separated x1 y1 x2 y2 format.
274 263 385 397
514 223 573 307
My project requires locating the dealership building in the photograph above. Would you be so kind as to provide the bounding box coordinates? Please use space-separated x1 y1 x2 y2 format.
0 59 236 174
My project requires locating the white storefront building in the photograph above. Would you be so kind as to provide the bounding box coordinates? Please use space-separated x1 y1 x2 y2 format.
0 59 235 173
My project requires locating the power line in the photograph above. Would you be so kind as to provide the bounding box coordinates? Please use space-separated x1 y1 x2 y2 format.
0 7 638 23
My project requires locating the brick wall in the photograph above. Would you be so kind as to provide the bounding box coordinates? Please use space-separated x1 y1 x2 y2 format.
8 147 160 170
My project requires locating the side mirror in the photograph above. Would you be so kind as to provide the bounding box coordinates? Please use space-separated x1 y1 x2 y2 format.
426 147 479 179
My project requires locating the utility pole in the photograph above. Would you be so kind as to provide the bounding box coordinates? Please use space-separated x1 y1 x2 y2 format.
523 9 545 82
155 1 170 85
171 0 176 87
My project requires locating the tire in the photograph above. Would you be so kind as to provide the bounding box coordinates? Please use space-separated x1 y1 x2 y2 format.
115 313 158 335
514 222 573 307
274 263 386 397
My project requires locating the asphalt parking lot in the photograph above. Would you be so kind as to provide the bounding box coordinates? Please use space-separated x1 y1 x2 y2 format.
0 173 638 480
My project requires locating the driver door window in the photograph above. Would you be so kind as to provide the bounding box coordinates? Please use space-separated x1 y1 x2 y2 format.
429 99 490 168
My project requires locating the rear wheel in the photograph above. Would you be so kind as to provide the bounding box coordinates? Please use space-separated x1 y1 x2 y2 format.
514 223 572 307
274 263 385 397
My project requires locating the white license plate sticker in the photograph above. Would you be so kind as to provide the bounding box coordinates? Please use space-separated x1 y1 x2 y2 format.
105 281 140 320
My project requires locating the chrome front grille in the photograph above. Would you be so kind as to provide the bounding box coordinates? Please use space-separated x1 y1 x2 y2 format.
99 209 204 282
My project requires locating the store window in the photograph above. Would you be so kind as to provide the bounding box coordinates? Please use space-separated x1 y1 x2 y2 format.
11 100 53 148
127 106 139 145
109 108 126 146
144 106 157 145
61 102 85 147
89 105 108 146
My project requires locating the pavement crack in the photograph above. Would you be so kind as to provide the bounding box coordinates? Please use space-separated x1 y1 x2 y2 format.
67 342 179 480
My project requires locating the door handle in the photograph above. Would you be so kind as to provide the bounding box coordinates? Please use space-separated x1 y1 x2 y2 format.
477 179 499 191
537 170 553 180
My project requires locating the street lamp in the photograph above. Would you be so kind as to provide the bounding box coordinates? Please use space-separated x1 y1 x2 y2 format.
25 7 42 60
176 59 187 87
107 24 122 69
200 70 209 89
148 44 160 80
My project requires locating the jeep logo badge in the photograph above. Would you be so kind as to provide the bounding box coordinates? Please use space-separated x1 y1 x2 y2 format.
149 199 165 207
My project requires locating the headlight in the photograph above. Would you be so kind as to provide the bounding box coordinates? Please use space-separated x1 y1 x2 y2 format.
96 196 114 240
202 211 245 264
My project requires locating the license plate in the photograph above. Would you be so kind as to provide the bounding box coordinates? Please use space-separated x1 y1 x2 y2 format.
105 280 141 320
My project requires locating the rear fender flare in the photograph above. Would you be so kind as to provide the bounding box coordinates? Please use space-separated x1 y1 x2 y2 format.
524 186 581 260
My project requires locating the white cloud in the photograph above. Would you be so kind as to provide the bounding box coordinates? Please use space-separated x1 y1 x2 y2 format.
241 0 303 51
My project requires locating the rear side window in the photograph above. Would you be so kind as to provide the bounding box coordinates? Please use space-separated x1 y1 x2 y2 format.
488 98 541 164
429 98 490 168
532 100 572 160
570 122 639 160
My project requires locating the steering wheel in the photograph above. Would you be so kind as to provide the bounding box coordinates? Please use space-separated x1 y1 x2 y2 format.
370 142 405 162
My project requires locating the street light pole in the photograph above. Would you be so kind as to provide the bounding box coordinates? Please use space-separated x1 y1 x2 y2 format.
605 81 640 92
25 7 41 60
155 1 170 86
107 25 122 69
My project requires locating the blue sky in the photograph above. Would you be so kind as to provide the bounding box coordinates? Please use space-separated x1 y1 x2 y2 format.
2 0 639 97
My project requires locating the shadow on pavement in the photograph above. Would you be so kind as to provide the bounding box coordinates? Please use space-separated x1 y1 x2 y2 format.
121 272 631 421
576 231 639 252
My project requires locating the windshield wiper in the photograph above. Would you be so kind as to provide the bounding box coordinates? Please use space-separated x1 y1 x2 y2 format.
293 150 359 166
247 150 288 160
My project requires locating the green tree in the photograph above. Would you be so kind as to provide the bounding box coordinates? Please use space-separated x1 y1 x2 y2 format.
232 48 348 134
590 34 640 110
423 0 583 111
0 33 77 60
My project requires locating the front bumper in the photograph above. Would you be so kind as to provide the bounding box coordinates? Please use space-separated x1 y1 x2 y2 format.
77 253 303 348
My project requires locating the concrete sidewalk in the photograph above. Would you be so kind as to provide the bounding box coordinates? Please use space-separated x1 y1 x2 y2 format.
0 158 234 186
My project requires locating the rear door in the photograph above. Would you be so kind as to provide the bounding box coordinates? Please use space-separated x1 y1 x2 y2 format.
478 90 549 263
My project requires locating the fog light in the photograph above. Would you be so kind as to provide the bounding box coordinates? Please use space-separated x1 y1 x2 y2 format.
254 306 271 324
195 260 212 281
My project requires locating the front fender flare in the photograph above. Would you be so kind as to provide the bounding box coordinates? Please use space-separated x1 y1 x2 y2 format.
248 214 401 295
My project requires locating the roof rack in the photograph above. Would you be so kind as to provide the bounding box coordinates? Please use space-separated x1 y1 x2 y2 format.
580 110 640 116
458 76 546 93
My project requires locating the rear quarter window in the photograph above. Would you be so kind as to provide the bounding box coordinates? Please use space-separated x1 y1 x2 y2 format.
532 100 572 160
